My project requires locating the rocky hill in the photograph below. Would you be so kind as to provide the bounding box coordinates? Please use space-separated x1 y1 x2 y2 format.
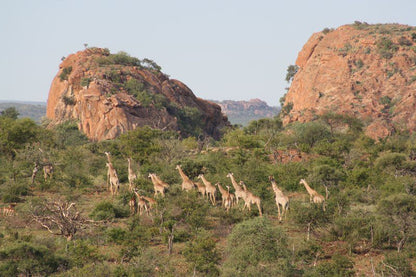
212 99 279 125
46 48 229 141
281 23 416 139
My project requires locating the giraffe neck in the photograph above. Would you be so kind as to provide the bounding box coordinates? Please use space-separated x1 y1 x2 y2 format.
271 180 282 193
128 160 134 174
218 184 226 195
178 168 190 181
302 180 315 195
229 175 241 190
200 175 210 186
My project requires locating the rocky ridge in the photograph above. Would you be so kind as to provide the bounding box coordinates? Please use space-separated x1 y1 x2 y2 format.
213 99 279 125
46 48 229 141
282 23 416 139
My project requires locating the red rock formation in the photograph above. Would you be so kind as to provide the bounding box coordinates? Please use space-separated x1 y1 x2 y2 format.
282 23 416 139
46 48 229 141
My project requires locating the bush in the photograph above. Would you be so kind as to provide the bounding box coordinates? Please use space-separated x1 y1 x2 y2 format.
222 217 294 276
305 254 355 277
59 66 72 81
183 229 220 276
2 183 30 203
0 242 68 276
377 252 415 276
89 201 129 220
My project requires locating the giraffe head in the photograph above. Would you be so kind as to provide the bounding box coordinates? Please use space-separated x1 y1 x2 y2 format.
215 182 220 187
226 173 233 178
268 175 275 182
148 173 153 179
197 174 203 179
127 157 132 163
104 151 110 157
175 165 181 170
299 179 306 185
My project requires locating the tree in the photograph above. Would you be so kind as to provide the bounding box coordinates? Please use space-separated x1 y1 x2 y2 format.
285 65 299 83
1 107 19 119
377 193 416 252
31 199 88 241
292 202 330 241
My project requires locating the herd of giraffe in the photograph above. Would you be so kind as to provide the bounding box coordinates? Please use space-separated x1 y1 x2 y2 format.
103 152 326 220
0 151 326 220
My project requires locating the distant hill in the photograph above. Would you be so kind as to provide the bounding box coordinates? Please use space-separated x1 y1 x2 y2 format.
212 99 280 126
0 101 46 123
0 98 280 127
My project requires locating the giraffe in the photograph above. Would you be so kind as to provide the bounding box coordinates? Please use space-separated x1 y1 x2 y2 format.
127 157 137 192
215 183 232 212
269 176 289 222
142 196 157 211
2 203 16 216
43 164 54 181
31 162 39 184
129 195 137 215
148 173 168 197
106 162 120 196
152 174 170 190
215 183 231 208
133 189 149 215
195 182 207 198
197 174 217 205
226 173 246 205
299 179 325 211
240 181 262 217
175 165 195 191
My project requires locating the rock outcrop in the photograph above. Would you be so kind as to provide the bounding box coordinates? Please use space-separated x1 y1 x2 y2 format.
213 99 279 125
46 48 229 141
282 23 416 139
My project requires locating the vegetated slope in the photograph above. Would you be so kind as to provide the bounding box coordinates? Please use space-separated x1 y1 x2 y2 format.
0 102 46 123
212 99 280 126
281 23 416 139
46 48 229 141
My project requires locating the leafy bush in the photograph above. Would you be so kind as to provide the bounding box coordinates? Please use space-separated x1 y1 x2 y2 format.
0 242 68 276
183 229 220 276
89 201 129 220
304 254 355 277
2 182 30 203
59 66 72 81
222 217 294 276
377 252 415 276
80 77 91 87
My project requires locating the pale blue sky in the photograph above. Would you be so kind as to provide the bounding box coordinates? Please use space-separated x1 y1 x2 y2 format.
1 0 415 106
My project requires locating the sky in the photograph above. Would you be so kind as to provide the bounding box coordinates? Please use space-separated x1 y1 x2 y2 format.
1 0 416 106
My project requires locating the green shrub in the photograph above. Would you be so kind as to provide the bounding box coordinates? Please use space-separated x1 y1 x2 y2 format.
80 77 91 87
377 252 415 276
62 95 75 105
2 183 30 203
222 217 294 276
183 229 220 276
59 66 72 81
89 201 128 220
305 254 355 277
0 242 68 276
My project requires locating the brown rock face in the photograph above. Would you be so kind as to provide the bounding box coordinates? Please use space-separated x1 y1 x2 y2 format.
46 48 229 141
282 23 416 139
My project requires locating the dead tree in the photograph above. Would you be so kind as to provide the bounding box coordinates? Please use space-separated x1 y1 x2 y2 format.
31 199 87 241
